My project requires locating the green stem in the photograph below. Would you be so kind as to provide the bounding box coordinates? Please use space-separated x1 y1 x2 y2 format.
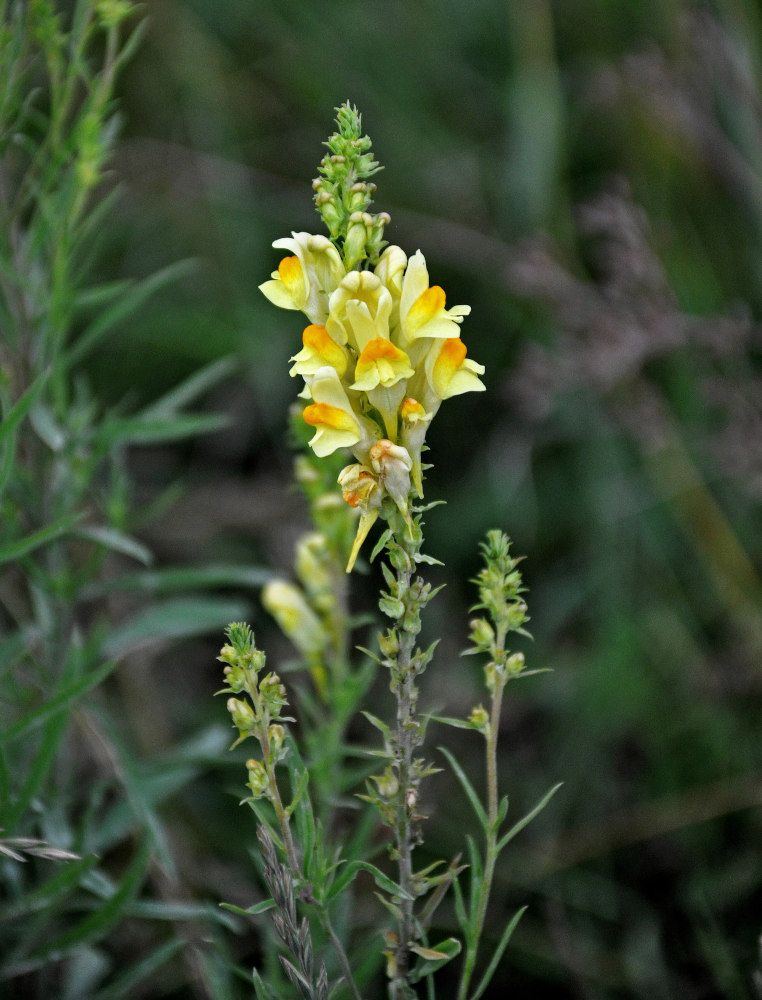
388 517 423 1000
456 670 506 1000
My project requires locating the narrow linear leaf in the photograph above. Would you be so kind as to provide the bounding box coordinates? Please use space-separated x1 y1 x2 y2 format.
469 906 527 1000
0 854 97 921
0 369 49 445
142 356 238 419
438 746 488 830
361 711 392 740
97 412 228 448
103 596 250 657
0 512 81 565
252 968 279 1000
452 870 468 932
127 900 239 929
73 526 153 566
409 937 461 983
496 783 562 854
221 899 276 917
5 704 70 832
90 940 183 1000
66 260 197 366
1 658 117 745
40 841 150 955
83 564 274 598
332 861 414 902
284 768 310 818
465 835 483 923
431 715 478 732
74 278 132 312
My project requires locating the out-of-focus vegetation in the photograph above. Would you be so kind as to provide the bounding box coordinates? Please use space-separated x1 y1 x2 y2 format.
5 0 762 996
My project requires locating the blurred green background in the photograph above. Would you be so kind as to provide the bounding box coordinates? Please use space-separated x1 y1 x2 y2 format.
80 0 762 995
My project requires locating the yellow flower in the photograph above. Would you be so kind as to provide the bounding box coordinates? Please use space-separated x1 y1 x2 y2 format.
351 337 415 440
375 245 407 328
261 580 325 658
259 233 345 324
302 367 364 457
425 336 486 401
352 337 413 391
326 270 393 352
290 324 349 379
399 251 470 346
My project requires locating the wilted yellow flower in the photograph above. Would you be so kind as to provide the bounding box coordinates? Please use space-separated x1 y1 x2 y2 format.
338 463 383 572
369 439 414 534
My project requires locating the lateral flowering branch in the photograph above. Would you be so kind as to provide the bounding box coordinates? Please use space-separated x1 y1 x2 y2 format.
259 102 485 571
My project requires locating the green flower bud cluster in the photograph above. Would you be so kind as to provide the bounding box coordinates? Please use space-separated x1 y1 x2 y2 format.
312 102 389 268
218 623 292 800
466 530 530 695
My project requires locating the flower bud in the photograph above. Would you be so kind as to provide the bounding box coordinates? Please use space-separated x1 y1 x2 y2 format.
469 617 495 651
469 704 490 734
378 629 399 658
344 211 373 269
245 759 269 798
227 697 256 733
259 672 288 713
505 651 526 675
374 767 399 799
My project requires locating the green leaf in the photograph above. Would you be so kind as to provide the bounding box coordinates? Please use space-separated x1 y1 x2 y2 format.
0 658 118 745
469 906 527 1000
409 937 461 983
83 564 273 598
496 783 562 854
73 525 153 566
327 860 413 903
452 871 468 932
370 528 392 562
362 711 392 741
96 411 228 448
40 841 150 955
0 369 49 446
103 596 250 657
221 898 276 917
141 356 238 419
438 746 488 830
0 512 81 565
431 715 479 731
66 260 197 366
90 940 183 1000
0 853 98 922
252 968 279 1000
284 768 310 818
465 835 483 922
